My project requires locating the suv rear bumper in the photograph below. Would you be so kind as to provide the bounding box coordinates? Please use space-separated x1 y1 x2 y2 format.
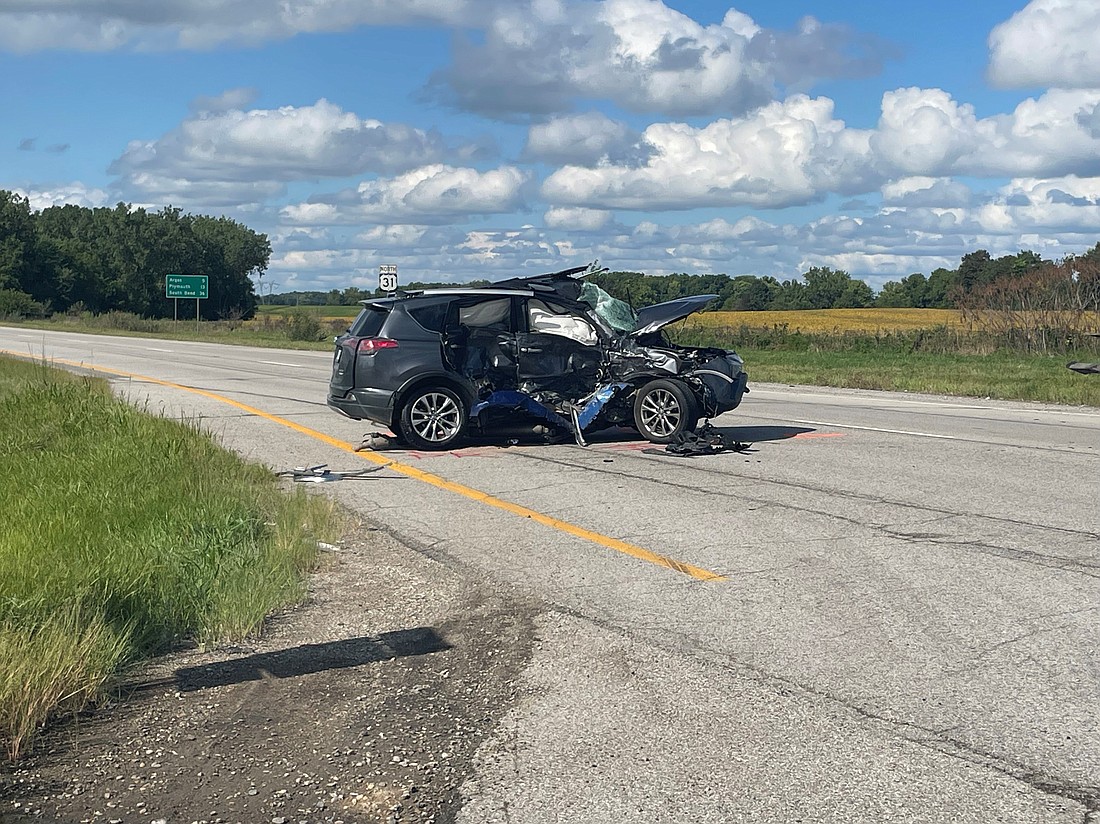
327 387 394 426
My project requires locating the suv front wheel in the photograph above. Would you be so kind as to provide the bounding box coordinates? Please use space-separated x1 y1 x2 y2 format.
633 378 698 443
399 386 467 450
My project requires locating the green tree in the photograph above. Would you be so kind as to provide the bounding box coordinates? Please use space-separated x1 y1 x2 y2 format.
877 273 930 308
769 279 810 309
802 266 855 309
876 280 909 307
926 267 957 308
721 276 778 310
957 250 992 293
35 204 111 312
2 192 269 318
341 286 370 304
837 279 874 308
0 192 37 295
191 215 267 319
0 288 41 317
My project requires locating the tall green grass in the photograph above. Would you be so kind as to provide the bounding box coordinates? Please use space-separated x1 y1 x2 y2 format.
0 357 339 759
669 322 1100 406
7 310 1100 406
8 310 343 349
737 349 1100 406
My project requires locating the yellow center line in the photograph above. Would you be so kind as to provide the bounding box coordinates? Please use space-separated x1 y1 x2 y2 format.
1 349 725 582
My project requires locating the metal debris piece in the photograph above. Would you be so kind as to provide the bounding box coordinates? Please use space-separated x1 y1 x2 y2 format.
277 464 390 482
1067 362 1100 374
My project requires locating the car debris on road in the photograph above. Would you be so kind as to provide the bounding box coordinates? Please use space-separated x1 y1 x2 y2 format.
328 262 749 449
277 464 390 482
642 422 752 458
1068 333 1100 373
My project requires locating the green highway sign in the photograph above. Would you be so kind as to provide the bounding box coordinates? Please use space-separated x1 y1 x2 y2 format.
166 274 208 299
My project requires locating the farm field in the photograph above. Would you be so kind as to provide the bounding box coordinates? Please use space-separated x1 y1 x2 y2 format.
254 304 971 332
700 308 964 332
256 304 360 322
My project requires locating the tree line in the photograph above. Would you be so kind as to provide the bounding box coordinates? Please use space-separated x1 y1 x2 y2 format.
593 248 1100 312
267 247 1100 314
2 186 1098 320
0 190 268 320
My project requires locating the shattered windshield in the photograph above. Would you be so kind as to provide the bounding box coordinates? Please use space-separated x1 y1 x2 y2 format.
579 281 637 333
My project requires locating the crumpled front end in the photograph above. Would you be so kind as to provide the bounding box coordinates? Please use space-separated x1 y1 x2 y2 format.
688 352 749 417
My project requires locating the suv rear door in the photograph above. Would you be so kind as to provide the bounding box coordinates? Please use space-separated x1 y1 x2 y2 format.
442 296 518 386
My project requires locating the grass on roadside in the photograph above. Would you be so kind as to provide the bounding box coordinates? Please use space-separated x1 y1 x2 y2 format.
257 304 362 321
740 349 1100 406
4 307 1100 407
7 310 346 349
0 356 340 760
666 316 1100 406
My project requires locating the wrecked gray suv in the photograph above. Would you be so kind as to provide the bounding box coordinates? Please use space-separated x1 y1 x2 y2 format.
327 264 748 450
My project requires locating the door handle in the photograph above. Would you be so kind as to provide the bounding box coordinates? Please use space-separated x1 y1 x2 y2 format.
519 347 543 353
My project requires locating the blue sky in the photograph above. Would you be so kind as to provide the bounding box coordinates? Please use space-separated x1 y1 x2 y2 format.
4 0 1100 293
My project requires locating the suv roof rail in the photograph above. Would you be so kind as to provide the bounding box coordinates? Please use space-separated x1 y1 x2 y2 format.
355 261 610 304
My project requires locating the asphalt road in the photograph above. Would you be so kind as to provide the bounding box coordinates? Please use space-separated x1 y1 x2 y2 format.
2 327 1098 823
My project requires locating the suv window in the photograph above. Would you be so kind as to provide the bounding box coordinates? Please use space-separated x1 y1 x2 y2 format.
457 297 512 329
408 302 449 333
348 305 387 337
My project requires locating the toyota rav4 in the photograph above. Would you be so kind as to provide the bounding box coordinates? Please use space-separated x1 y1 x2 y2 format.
327 264 748 449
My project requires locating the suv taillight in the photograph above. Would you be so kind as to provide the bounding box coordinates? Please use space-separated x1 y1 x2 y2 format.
357 337 399 354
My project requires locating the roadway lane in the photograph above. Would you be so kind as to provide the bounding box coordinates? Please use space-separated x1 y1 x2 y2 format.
3 326 1098 822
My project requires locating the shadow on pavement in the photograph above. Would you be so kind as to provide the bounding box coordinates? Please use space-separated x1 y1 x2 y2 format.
366 424 817 453
706 425 815 442
159 628 451 693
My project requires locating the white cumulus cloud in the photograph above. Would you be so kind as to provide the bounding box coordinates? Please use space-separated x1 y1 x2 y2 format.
110 95 450 207
431 0 892 117
540 88 1100 213
988 0 1100 89
13 183 110 211
281 164 528 225
542 94 876 210
543 206 612 231
872 87 1100 179
871 88 986 176
525 112 644 166
0 0 482 52
881 177 973 208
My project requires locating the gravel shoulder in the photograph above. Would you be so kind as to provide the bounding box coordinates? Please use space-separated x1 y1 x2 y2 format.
0 516 540 824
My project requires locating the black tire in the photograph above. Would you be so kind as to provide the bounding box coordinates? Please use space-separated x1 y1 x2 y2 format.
633 379 698 444
398 386 467 450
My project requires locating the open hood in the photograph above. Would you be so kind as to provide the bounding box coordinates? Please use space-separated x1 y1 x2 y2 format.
630 294 718 336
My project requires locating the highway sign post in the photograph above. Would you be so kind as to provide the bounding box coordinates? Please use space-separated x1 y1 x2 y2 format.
166 274 208 328
379 264 398 293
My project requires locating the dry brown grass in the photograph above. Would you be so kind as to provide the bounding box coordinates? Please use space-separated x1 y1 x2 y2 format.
696 308 965 333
